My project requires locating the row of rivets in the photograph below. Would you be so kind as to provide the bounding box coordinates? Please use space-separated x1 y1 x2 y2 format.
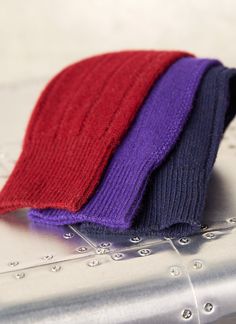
112 249 152 260
170 260 204 278
14 264 62 278
13 259 102 278
13 249 152 275
200 218 236 231
178 232 217 245
7 243 206 272
9 255 55 268
9 255 59 266
9 248 151 275
182 303 214 320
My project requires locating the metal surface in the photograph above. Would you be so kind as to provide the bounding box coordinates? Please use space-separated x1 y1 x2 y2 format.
0 91 236 323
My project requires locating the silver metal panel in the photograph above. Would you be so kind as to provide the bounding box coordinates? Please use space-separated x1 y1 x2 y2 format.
0 85 236 323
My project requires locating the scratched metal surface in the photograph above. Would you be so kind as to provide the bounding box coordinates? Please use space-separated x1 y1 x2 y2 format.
0 86 236 323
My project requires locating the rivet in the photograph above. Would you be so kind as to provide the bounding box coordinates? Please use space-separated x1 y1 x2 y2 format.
8 261 19 267
138 248 151 257
169 266 182 277
76 246 88 253
51 265 61 272
15 272 25 279
182 309 192 320
63 232 74 239
192 260 203 270
100 242 111 248
228 217 236 224
87 259 99 267
41 254 53 261
129 236 142 243
112 252 125 261
96 247 110 255
201 224 208 230
178 237 190 245
204 302 213 313
203 232 216 240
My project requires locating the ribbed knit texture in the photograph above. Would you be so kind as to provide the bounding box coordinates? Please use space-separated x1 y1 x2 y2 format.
78 65 236 238
0 50 190 214
29 57 218 228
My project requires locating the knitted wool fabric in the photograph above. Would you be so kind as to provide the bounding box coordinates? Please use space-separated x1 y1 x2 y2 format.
0 50 189 214
78 65 236 238
29 57 218 228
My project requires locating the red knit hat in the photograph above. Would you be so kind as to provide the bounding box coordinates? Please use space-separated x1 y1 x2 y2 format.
0 50 191 214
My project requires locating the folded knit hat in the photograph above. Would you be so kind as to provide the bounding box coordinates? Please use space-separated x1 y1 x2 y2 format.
29 57 218 228
0 50 190 214
78 65 236 238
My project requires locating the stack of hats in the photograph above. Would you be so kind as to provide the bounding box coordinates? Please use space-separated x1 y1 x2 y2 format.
0 50 235 238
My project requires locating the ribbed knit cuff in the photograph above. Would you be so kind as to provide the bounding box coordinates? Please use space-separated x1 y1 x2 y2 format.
29 155 155 228
81 157 155 229
78 166 207 238
0 134 112 214
144 166 207 238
